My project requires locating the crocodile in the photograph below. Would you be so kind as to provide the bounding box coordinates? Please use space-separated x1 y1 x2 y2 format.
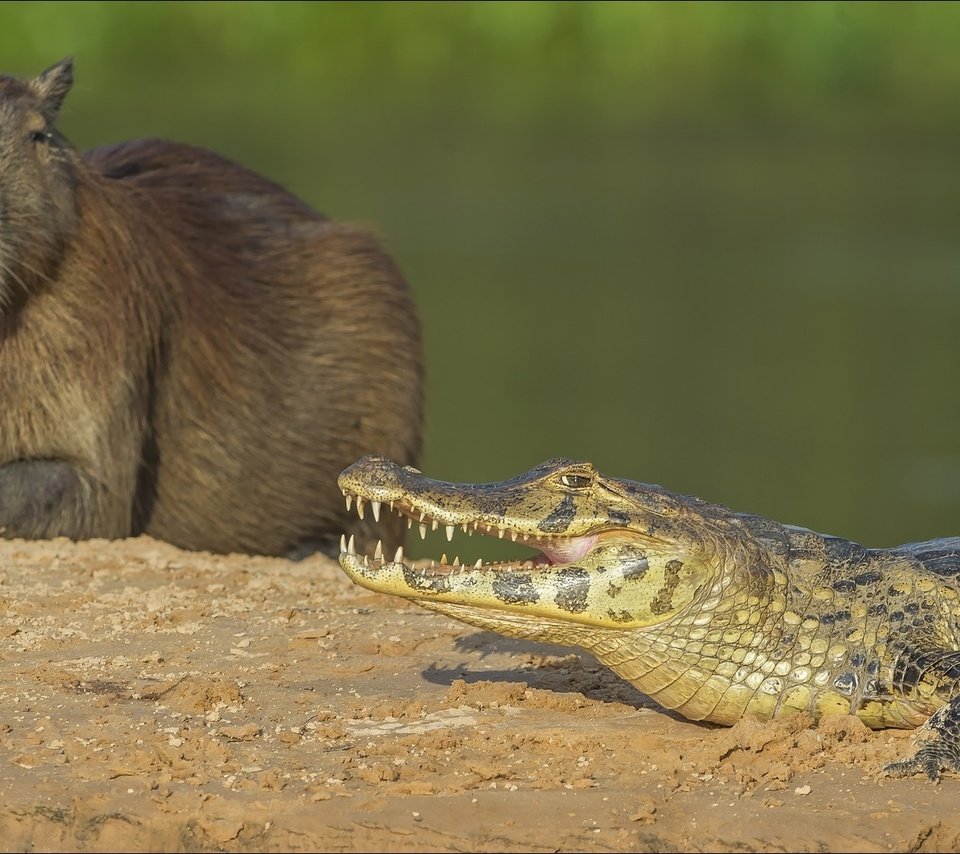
337 455 960 781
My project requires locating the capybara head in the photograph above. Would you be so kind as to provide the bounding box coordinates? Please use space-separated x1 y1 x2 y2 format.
0 57 78 307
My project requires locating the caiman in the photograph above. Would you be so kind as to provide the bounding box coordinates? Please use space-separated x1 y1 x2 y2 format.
337 455 960 781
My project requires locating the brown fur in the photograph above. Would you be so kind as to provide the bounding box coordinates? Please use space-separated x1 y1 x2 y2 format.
0 58 422 556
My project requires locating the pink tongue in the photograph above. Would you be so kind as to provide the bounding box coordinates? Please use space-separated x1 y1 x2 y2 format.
537 535 597 566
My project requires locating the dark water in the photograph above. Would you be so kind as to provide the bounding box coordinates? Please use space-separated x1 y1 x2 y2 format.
61 90 960 554
302 114 960 553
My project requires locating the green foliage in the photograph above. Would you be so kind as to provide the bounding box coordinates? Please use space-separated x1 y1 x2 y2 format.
2 2 960 122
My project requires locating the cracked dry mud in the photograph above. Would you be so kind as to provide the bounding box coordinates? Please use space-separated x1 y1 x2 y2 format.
1 537 958 852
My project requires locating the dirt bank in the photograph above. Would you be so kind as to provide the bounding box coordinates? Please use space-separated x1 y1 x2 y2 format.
0 537 956 852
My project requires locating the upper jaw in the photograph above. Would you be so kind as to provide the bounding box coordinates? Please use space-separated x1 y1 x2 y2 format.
338 479 604 570
336 455 670 572
337 455 600 550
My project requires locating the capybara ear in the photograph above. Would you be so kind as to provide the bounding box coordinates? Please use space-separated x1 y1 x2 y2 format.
31 57 74 119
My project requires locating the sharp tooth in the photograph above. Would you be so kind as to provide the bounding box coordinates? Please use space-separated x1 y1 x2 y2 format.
430 560 436 568
345 494 353 512
419 511 426 523
356 498 365 520
371 501 381 523
511 531 518 542
431 519 438 531
472 521 479 532
453 556 461 566
419 523 427 540
394 545 404 564
374 540 383 560
347 534 356 554
363 554 369 566
339 534 346 552
407 518 413 529
474 558 483 569
498 528 505 539
440 553 448 564
445 525 454 542
461 523 468 534
389 500 395 512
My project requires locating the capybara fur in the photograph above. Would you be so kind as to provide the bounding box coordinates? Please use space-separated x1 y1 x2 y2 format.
0 58 422 557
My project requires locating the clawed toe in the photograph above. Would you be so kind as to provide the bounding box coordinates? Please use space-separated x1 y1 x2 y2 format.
883 753 942 782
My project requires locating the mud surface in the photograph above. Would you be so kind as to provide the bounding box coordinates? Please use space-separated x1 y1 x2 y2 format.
1 537 957 852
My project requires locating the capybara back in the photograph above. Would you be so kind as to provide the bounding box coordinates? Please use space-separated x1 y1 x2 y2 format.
0 58 421 557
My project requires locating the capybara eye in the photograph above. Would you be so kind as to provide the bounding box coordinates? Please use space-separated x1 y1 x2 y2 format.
29 129 51 144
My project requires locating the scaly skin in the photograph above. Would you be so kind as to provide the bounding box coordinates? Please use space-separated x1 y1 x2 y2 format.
337 455 960 781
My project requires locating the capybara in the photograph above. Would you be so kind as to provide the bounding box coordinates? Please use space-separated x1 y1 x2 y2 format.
0 58 421 557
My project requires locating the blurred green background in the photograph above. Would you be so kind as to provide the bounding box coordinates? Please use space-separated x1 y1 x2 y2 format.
3 1 960 553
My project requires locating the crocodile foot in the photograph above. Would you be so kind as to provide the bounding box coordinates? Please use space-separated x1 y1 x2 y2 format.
884 698 960 782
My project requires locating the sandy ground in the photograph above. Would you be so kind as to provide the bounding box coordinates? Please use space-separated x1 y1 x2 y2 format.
0 537 958 853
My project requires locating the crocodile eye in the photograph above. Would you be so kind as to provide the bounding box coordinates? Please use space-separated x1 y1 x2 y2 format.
560 474 592 489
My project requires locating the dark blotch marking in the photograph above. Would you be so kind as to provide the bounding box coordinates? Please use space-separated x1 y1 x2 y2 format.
741 513 792 560
867 602 887 617
607 609 635 624
608 509 630 527
898 663 922 690
555 567 591 613
853 570 882 587
941 658 960 682
824 537 870 569
538 494 576 534
914 547 960 578
403 565 451 595
892 650 928 692
606 582 623 598
492 572 540 606
833 671 859 696
832 579 856 595
650 559 683 616
621 556 649 581
850 652 865 668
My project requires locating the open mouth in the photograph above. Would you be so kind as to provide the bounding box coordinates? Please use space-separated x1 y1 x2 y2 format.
337 473 687 631
338 488 599 573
